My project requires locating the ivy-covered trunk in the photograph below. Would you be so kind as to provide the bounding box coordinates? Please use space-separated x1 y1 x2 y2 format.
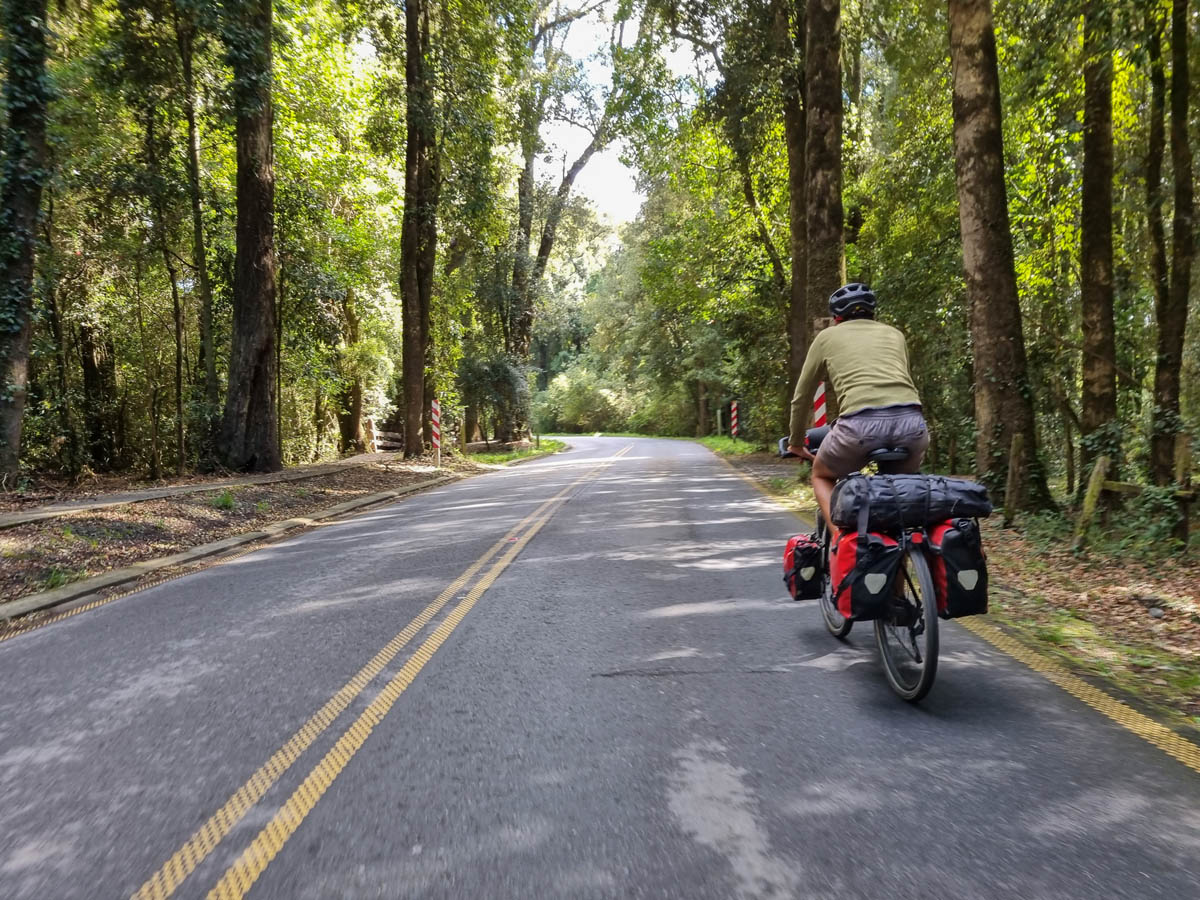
947 0 1050 507
1079 1 1116 473
0 0 51 478
219 0 280 472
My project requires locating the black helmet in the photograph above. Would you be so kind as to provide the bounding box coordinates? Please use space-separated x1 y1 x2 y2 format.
828 282 877 319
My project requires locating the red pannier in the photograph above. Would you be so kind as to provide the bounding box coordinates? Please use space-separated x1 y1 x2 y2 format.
830 527 902 620
926 518 988 618
783 533 823 600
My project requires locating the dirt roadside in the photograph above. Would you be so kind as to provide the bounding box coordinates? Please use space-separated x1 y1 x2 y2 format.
0 453 514 608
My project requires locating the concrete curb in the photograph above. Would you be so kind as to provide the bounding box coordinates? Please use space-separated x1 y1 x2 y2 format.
0 474 457 621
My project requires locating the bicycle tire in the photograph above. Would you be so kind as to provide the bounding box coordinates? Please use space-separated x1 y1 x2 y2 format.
875 545 938 701
817 518 853 639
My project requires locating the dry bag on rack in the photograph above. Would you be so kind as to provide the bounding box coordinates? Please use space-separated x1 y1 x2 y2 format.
830 474 993 532
926 518 989 618
783 533 822 600
829 503 903 620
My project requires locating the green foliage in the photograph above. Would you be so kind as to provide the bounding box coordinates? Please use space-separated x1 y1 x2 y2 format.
469 438 566 465
533 367 632 433
210 488 236 510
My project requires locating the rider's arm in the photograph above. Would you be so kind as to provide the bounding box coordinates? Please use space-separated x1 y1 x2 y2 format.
788 332 827 449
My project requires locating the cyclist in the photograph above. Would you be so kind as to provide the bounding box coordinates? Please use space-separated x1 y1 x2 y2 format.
787 283 929 530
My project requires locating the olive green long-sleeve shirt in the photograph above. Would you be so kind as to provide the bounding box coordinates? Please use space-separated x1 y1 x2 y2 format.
789 319 921 448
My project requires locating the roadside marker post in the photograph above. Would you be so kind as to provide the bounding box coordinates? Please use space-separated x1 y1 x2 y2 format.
731 401 739 440
431 399 441 468
813 382 827 428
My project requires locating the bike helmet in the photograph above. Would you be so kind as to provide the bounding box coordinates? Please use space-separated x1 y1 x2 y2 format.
828 282 877 319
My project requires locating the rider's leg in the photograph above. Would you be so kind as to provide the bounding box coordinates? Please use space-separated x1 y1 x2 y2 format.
811 455 840 532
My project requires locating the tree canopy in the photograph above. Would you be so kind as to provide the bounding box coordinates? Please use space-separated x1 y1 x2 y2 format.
0 0 1196 519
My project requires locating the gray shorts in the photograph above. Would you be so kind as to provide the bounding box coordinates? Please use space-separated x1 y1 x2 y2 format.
816 406 929 477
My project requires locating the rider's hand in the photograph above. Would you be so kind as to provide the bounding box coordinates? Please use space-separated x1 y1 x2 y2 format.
789 444 814 461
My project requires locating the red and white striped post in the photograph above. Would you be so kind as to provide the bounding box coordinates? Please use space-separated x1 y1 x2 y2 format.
813 382 827 428
731 401 739 440
431 398 441 467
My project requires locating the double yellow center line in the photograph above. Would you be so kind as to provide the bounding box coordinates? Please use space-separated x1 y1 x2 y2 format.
132 445 630 900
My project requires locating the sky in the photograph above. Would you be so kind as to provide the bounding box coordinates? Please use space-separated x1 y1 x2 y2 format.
539 9 700 227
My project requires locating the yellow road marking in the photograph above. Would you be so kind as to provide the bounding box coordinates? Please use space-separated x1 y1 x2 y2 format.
133 445 629 900
714 449 1200 777
205 447 629 900
959 618 1200 775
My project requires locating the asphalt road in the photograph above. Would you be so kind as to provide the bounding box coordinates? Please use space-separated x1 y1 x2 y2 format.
1 436 1198 900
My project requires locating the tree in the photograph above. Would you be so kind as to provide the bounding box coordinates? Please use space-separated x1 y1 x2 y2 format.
1150 0 1193 485
218 0 280 471
399 0 438 457
172 0 220 431
0 0 52 478
947 0 1050 505
804 0 844 335
773 0 807 402
1078 0 1116 472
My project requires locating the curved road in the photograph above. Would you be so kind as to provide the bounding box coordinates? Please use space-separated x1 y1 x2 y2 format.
1 436 1197 899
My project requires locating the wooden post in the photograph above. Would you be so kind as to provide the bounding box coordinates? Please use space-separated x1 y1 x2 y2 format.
1002 431 1024 527
1175 433 1192 487
1073 454 1111 550
1174 434 1192 546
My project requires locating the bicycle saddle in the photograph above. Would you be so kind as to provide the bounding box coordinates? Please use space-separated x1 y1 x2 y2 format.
777 428 910 463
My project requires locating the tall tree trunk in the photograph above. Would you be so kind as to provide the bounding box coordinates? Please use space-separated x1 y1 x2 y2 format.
779 1 808 406
1079 1 1116 470
219 0 279 472
40 194 82 477
1151 0 1193 485
337 288 366 453
947 0 1050 507
510 96 539 356
804 0 845 331
147 113 187 476
79 324 120 469
0 0 50 478
401 0 437 458
173 3 218 422
501 132 603 441
522 134 604 350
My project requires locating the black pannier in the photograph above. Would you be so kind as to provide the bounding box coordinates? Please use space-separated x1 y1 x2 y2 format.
927 518 989 618
830 473 992 532
783 533 823 600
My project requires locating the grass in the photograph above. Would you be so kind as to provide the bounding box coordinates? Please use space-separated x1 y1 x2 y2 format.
42 566 86 590
470 439 566 466
1002 599 1200 731
210 489 236 511
693 435 766 455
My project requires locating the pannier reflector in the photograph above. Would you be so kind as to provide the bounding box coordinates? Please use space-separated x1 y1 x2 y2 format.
800 567 816 581
957 569 979 590
865 573 887 594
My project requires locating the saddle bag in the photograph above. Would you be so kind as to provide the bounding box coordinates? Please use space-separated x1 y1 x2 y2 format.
831 473 993 532
783 533 822 600
829 501 903 620
926 518 989 618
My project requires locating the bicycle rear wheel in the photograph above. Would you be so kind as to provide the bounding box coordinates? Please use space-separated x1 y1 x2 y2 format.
875 545 938 701
817 518 852 639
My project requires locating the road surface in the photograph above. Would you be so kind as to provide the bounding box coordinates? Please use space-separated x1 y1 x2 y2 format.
1 436 1197 899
